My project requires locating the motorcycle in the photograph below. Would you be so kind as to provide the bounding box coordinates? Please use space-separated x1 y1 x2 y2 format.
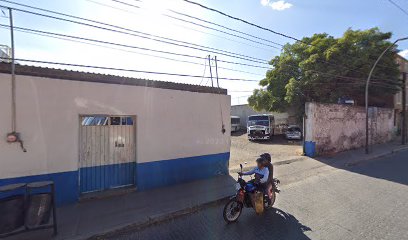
223 163 280 223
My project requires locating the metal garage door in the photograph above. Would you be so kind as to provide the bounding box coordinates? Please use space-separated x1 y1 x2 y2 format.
79 115 136 194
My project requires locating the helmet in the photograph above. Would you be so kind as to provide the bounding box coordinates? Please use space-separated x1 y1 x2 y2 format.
260 153 271 163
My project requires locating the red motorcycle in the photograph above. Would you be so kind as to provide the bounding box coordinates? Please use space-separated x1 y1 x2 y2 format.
223 164 280 223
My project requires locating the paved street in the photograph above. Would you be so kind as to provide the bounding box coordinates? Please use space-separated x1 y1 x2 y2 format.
102 150 408 240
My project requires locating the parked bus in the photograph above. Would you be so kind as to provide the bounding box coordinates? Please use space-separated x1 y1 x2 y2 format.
231 116 241 132
247 114 275 140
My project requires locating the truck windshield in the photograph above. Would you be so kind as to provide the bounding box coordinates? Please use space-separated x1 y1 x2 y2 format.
248 116 269 126
231 118 240 124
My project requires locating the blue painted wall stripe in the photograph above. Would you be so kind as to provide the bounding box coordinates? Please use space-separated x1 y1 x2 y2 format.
79 162 135 193
0 152 230 206
136 152 230 190
0 171 78 206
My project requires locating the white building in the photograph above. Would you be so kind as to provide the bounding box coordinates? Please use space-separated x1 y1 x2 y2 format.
0 63 231 205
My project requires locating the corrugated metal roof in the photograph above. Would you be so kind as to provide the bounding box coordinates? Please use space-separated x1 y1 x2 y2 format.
0 62 228 95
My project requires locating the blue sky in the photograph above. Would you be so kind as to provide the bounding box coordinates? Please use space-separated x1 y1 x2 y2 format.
0 0 407 105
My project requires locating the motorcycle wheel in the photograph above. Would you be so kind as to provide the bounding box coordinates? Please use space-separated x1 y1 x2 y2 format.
223 198 243 223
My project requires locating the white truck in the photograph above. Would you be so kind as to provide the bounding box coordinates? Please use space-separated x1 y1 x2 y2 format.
231 116 241 132
247 114 275 140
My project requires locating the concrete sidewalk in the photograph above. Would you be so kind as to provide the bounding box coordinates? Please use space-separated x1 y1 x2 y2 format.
5 175 236 240
275 139 408 187
232 139 408 173
316 139 408 167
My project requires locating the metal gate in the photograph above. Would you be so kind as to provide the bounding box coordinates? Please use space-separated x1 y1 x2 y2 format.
79 115 136 194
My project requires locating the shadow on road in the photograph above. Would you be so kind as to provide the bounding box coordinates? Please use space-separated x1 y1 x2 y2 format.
223 207 311 240
316 150 408 186
346 151 408 186
231 130 246 137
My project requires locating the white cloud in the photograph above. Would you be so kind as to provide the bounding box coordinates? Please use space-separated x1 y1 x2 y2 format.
261 0 270 6
399 49 408 59
260 0 293 11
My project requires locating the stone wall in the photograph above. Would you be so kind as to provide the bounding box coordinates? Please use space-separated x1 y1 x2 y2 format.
305 102 394 155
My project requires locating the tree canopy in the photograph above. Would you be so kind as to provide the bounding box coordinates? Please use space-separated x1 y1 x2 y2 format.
248 28 401 116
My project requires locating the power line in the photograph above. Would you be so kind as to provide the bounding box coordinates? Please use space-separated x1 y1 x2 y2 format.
162 13 280 50
169 9 284 47
0 23 270 74
180 0 399 77
111 0 140 8
84 0 137 13
3 24 396 89
0 1 270 64
2 57 261 82
107 0 280 50
181 0 301 42
0 25 265 77
386 0 408 17
87 0 273 52
2 0 397 82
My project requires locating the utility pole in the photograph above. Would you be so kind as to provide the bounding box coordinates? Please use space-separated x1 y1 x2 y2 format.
214 56 220 88
9 8 16 133
207 55 213 87
402 72 407 145
365 37 408 154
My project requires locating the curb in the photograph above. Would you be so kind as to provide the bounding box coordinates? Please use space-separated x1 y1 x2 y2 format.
88 196 230 239
345 146 408 167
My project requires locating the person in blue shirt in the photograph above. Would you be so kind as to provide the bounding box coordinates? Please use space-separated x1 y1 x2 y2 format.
239 157 269 185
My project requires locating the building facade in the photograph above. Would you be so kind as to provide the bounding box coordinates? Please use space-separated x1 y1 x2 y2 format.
0 63 231 205
395 55 408 135
305 102 394 155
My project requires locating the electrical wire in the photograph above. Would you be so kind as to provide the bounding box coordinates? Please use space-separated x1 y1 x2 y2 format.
163 13 280 50
2 57 261 82
0 1 270 64
168 9 283 47
181 0 302 42
1 0 398 83
2 24 397 89
86 0 273 52
110 0 280 49
2 0 396 78
84 0 137 13
0 23 271 76
180 0 400 77
386 0 408 18
3 23 397 89
0 25 264 76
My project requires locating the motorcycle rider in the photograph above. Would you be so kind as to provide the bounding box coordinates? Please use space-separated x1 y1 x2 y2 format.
239 157 269 186
260 153 274 203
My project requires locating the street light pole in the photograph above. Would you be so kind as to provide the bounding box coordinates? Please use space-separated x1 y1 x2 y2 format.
365 37 408 154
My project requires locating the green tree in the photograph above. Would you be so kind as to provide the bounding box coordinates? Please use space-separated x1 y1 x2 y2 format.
248 28 401 116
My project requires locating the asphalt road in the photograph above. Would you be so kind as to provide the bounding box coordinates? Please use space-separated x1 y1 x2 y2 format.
103 150 408 240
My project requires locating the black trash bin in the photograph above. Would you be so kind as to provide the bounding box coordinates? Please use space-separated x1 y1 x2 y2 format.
25 181 57 235
25 193 52 228
0 183 26 235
